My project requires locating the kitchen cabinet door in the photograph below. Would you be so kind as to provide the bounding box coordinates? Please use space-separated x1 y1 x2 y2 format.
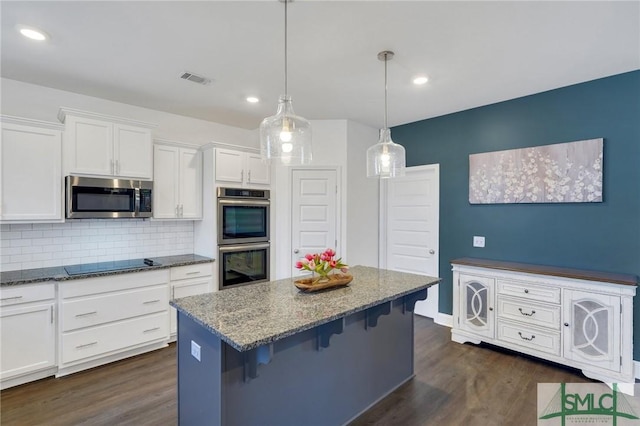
245 153 270 185
153 144 202 219
1 119 63 222
64 115 114 176
215 148 244 183
179 148 202 219
153 145 180 218
113 123 152 179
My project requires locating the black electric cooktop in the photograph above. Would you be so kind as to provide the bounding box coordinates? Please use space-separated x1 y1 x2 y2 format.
64 258 161 276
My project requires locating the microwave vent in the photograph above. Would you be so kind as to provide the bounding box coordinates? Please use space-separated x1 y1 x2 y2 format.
180 72 212 86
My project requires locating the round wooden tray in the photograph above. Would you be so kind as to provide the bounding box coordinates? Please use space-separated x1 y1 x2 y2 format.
294 273 353 292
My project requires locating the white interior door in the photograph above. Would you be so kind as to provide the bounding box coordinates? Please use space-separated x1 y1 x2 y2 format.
383 164 439 318
291 169 338 277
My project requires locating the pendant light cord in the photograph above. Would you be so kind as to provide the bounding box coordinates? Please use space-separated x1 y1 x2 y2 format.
284 0 288 96
384 53 388 130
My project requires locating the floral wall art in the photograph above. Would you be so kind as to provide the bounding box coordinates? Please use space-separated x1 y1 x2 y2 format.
469 138 603 204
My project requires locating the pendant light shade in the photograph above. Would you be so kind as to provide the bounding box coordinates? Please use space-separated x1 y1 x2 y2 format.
260 95 312 164
366 51 406 178
260 0 312 165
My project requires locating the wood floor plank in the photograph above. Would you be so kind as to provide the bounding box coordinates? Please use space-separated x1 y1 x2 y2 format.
1 316 593 425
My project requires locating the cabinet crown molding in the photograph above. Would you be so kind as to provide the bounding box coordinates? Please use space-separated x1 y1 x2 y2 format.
1 115 64 130
57 107 157 129
153 138 202 150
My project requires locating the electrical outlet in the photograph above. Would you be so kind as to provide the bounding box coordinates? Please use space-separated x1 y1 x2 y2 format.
191 340 201 362
473 236 485 248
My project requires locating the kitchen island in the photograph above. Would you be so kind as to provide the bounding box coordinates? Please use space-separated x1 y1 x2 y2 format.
171 265 440 426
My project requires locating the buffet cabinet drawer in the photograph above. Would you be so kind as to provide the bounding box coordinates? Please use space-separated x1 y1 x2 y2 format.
497 296 561 330
59 269 169 299
170 263 212 281
497 320 561 356
61 284 168 332
0 283 55 306
61 311 168 364
497 279 560 304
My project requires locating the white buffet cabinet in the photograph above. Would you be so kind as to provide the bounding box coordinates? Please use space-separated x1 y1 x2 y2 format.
451 258 637 384
57 270 170 377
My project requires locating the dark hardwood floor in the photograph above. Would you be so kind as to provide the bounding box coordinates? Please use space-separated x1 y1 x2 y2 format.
1 316 591 425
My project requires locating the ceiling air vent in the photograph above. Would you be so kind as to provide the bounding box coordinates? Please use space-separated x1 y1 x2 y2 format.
180 72 212 86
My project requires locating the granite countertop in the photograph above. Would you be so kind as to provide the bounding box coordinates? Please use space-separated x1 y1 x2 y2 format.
0 254 214 286
171 265 440 352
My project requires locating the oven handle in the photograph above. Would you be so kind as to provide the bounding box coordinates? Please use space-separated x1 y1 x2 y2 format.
218 199 270 207
219 243 271 253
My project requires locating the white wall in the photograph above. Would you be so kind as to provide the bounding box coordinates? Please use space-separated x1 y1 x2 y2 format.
0 78 255 147
346 121 380 267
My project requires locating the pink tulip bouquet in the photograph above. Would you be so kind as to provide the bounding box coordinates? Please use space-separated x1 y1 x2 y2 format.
295 248 349 283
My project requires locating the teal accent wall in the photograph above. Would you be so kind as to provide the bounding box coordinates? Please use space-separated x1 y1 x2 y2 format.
392 70 640 358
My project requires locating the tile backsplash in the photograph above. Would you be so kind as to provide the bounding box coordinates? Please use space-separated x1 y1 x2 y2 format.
0 220 194 272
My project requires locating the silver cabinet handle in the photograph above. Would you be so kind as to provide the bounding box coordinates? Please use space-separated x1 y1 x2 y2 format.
143 299 160 305
180 204 184 217
186 271 200 275
241 169 244 182
248 170 251 182
75 311 97 318
143 327 160 334
111 159 114 174
0 296 23 302
76 341 98 349
176 205 179 217
116 160 120 175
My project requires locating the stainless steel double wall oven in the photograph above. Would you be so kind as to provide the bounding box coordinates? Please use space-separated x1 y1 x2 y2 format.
217 187 270 289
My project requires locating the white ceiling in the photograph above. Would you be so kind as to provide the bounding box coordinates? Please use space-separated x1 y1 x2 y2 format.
1 1 639 130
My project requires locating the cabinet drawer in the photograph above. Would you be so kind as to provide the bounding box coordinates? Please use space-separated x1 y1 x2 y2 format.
497 296 561 330
61 285 167 332
170 263 212 281
61 311 168 364
497 320 560 356
0 283 55 306
497 279 560 304
60 269 169 299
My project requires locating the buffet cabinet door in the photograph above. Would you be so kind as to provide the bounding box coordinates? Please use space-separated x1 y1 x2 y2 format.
458 274 495 339
563 290 620 372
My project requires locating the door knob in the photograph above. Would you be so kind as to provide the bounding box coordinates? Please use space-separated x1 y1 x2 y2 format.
293 249 299 254
429 249 435 254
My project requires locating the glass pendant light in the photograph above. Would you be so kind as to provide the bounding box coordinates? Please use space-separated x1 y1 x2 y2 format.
366 51 406 178
260 0 312 165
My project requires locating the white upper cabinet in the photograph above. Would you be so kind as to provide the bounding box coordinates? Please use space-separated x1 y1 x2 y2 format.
153 142 202 220
215 148 270 187
1 116 64 223
58 107 155 179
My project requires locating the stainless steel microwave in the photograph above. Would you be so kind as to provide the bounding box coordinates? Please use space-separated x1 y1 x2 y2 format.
65 176 153 219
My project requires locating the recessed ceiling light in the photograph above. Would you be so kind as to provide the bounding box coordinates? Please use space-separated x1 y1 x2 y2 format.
246 96 260 103
17 25 49 41
413 76 429 85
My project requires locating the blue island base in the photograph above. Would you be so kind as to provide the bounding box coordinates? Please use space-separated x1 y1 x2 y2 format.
177 297 422 426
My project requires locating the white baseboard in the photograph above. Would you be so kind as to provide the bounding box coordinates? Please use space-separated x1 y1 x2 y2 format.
434 313 453 327
414 311 453 328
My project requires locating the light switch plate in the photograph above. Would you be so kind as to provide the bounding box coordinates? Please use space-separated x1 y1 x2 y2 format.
191 340 201 362
473 236 485 248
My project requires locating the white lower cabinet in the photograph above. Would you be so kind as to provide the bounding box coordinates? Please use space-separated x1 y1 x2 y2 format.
452 258 636 384
0 282 57 390
57 270 170 377
169 263 214 340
